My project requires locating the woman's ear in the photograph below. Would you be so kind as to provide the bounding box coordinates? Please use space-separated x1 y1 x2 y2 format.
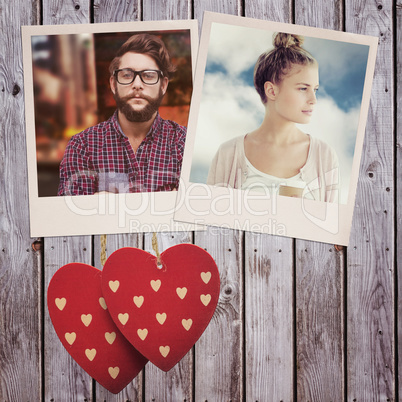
264 81 277 101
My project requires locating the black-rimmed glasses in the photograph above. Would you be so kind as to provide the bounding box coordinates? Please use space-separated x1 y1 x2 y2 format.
113 69 163 85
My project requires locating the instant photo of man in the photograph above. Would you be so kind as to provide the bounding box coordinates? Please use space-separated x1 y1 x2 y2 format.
31 28 192 197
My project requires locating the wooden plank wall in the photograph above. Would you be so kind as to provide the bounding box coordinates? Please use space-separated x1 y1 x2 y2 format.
0 0 398 401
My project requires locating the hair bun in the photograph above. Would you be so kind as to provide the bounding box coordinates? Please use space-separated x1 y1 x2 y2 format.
273 32 304 49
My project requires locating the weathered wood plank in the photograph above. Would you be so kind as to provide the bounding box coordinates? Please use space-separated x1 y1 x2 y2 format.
93 0 139 23
41 0 94 400
194 228 244 401
345 0 395 400
143 231 193 402
42 0 90 25
43 236 93 401
245 0 292 22
0 1 41 401
294 1 345 400
243 1 294 400
245 233 293 401
295 245 344 400
295 0 342 28
397 1 402 398
0 245 42 402
142 0 190 21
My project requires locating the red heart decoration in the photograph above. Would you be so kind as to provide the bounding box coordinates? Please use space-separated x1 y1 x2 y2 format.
101 244 220 371
47 263 148 394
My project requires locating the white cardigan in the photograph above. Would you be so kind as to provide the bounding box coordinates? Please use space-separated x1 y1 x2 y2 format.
207 135 340 203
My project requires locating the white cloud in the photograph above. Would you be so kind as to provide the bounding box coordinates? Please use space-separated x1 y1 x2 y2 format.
206 24 275 77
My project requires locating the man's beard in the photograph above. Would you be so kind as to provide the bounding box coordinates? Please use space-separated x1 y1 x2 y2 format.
113 88 164 123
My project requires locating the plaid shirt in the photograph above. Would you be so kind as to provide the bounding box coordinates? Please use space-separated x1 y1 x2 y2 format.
58 111 186 195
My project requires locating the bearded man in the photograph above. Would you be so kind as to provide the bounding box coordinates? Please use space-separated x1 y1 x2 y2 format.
58 33 186 195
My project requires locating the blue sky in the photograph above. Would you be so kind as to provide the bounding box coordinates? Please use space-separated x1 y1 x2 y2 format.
189 22 370 204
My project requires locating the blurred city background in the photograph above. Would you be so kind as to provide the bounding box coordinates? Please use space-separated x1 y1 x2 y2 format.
32 30 193 197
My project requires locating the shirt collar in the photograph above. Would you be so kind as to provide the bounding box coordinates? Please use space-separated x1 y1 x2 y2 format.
112 110 163 141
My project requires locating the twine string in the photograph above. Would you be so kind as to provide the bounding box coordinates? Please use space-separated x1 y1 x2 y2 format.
101 233 162 268
152 232 162 267
100 234 107 267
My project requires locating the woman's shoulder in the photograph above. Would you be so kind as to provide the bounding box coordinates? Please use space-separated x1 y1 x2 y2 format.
309 135 338 159
208 135 246 187
215 135 245 156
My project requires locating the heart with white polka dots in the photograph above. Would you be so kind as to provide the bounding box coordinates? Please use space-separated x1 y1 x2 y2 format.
47 263 148 394
101 244 220 372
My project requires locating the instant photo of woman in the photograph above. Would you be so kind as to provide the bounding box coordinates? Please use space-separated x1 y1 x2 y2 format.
206 33 339 203
178 14 376 244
